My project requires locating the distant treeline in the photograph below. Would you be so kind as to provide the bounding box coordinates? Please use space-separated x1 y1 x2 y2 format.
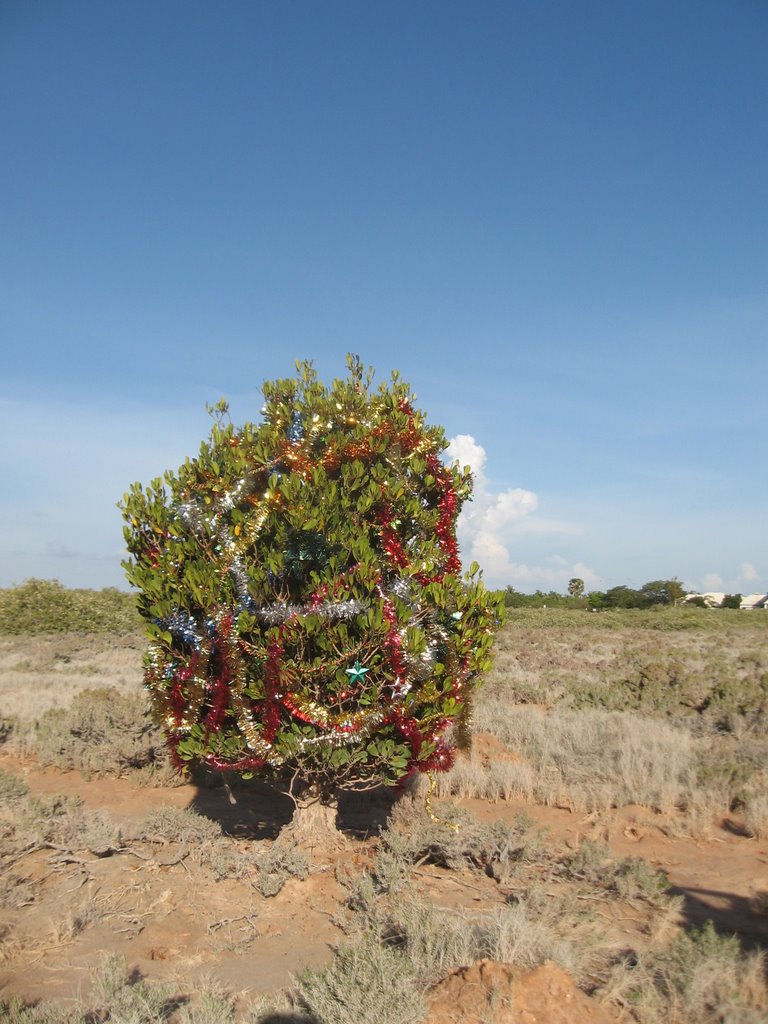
0 577 748 636
496 578 695 609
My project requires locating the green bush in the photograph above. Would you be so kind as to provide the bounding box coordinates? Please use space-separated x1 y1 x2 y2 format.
0 579 140 635
120 359 501 799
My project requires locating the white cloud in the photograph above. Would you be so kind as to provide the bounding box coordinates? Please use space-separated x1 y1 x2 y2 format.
738 562 759 584
445 434 487 478
446 434 594 590
482 488 539 530
696 564 765 595
702 573 724 591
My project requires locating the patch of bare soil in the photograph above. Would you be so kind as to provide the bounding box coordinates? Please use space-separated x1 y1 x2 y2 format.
0 755 341 1006
426 960 618 1024
461 791 768 947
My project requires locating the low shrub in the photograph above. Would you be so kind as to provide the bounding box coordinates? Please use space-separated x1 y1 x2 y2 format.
133 805 221 846
603 920 767 1023
0 579 141 635
0 767 29 806
296 935 423 1024
0 782 123 861
563 838 670 901
28 687 165 778
381 800 544 880
254 838 311 897
89 952 176 1024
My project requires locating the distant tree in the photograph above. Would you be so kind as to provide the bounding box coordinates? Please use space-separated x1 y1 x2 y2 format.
502 585 528 608
567 578 585 601
686 595 708 608
639 579 686 607
496 587 571 609
586 590 607 609
604 585 644 609
721 593 742 609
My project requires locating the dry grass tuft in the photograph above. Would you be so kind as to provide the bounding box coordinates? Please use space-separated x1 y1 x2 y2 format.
600 920 767 1023
381 799 544 882
132 805 221 846
254 838 311 897
295 935 423 1024
741 775 768 838
1 782 123 861
470 703 694 812
23 687 164 778
563 838 670 901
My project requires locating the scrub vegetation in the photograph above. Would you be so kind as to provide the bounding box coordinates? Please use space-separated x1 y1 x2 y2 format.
1 584 766 1022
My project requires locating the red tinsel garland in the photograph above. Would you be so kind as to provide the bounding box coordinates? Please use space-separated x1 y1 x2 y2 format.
204 615 234 731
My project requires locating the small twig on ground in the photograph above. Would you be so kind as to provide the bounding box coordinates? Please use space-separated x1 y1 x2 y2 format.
207 913 258 934
412 868 489 895
60 874 93 896
155 850 190 869
2 843 46 869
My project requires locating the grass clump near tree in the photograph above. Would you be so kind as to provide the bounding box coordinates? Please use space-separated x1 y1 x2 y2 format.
120 358 501 829
0 579 141 635
27 688 165 779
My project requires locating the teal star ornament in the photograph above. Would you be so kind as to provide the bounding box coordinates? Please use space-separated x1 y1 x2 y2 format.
345 660 370 685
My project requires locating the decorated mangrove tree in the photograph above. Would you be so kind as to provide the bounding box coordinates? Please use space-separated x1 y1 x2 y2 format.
120 358 501 824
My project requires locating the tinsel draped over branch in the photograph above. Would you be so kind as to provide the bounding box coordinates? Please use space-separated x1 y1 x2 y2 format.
120 357 502 793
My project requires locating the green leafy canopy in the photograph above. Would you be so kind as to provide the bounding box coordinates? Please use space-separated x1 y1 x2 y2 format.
120 357 502 795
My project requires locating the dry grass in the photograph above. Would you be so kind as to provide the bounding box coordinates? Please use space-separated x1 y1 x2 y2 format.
445 612 768 829
0 783 125 870
742 782 768 839
1 608 767 1023
3 813 765 1024
17 687 165 779
379 798 545 882
484 610 768 730
599 920 767 1023
454 704 694 813
0 633 144 719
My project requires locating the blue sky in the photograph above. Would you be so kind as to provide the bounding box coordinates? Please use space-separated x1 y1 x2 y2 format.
1 1 766 595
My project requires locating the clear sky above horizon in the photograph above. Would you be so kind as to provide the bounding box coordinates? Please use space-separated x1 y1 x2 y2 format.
1 1 766 595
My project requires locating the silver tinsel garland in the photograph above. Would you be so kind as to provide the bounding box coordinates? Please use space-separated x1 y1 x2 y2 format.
254 599 367 625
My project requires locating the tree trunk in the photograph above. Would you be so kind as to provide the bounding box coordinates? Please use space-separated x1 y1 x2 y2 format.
285 789 341 848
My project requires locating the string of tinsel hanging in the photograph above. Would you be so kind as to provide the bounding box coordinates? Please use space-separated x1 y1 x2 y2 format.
140 393 473 781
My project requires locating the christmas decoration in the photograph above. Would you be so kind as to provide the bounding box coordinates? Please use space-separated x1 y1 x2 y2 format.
120 357 502 811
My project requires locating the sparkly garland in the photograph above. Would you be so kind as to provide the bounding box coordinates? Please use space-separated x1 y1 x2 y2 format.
123 361 502 791
147 567 468 774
